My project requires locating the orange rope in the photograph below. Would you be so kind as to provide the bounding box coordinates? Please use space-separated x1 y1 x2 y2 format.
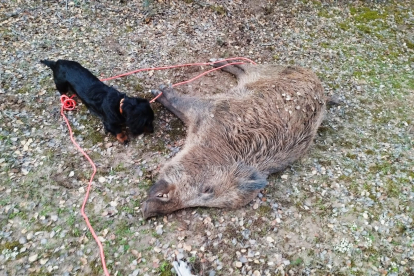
101 57 256 104
60 95 110 276
100 57 256 82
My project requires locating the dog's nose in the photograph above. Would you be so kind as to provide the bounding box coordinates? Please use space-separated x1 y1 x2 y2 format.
144 125 154 133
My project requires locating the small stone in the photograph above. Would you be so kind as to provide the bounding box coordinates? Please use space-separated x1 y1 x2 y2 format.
235 261 243 268
40 258 48 265
153 247 162 253
19 237 27 244
69 171 74 177
80 257 87 265
28 254 38 263
253 203 259 209
98 177 106 183
253 271 261 276
156 225 163 235
239 256 248 263
266 236 274 243
27 232 34 240
51 215 58 222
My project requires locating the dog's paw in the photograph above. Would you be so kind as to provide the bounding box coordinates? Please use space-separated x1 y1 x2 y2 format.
116 132 129 144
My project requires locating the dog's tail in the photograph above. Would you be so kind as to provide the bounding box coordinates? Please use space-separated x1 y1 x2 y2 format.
40 60 56 69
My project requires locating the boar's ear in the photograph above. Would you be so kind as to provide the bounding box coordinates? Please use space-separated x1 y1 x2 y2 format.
238 170 267 191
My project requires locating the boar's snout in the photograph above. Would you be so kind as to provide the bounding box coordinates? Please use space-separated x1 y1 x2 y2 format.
142 200 164 220
142 179 181 219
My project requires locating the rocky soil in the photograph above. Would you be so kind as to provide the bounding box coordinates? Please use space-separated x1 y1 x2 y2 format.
0 0 413 275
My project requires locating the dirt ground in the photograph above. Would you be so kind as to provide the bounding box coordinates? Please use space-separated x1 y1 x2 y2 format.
0 0 413 275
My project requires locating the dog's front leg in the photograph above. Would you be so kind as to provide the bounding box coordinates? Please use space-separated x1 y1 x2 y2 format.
104 122 128 144
116 132 129 144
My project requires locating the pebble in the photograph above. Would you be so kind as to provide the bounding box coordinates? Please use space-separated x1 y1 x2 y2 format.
39 258 48 265
235 261 243 268
131 269 140 276
240 256 248 263
19 237 27 244
28 254 38 263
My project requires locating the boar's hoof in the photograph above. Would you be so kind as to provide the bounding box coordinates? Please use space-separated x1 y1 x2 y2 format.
151 89 162 96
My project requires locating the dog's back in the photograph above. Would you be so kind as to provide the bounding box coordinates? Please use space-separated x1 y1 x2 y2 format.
41 59 102 96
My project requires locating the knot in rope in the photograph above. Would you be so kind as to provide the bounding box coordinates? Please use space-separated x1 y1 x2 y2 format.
60 95 77 110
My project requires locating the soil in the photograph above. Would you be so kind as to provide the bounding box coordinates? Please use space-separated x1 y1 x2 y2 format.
0 1 413 276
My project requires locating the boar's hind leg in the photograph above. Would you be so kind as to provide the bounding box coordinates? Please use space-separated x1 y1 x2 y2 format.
152 85 205 125
213 60 246 79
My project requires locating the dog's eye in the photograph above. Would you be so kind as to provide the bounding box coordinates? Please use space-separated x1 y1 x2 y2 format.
157 193 163 197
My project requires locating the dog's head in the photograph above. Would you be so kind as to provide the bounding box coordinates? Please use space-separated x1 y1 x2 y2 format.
122 97 154 135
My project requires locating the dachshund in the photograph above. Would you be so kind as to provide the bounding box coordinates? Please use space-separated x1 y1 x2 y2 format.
41 59 154 144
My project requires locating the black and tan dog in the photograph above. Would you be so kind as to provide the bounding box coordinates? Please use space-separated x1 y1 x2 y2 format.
41 59 154 144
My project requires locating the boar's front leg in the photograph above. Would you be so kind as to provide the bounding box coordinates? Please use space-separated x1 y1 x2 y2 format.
152 85 208 126
213 60 247 79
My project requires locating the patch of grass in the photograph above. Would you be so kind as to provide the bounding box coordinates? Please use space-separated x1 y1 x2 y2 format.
258 205 272 217
159 260 174 276
210 5 226 15
338 22 350 31
350 7 388 22
405 38 414 49
318 10 332 18
0 240 22 252
291 257 303 266
385 179 400 197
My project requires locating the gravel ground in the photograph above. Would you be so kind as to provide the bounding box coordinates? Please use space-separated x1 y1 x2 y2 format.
1 0 413 275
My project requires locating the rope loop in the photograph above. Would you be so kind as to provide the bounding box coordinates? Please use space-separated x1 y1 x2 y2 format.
60 95 76 110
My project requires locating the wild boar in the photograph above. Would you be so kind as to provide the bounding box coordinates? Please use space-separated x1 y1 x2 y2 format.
142 61 326 219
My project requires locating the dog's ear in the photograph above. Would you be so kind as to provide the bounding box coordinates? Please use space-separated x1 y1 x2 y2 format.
123 98 154 135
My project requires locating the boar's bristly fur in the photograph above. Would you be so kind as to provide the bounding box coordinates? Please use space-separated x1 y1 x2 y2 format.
142 62 326 219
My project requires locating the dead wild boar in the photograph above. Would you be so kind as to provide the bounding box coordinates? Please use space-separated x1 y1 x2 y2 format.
142 61 326 219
